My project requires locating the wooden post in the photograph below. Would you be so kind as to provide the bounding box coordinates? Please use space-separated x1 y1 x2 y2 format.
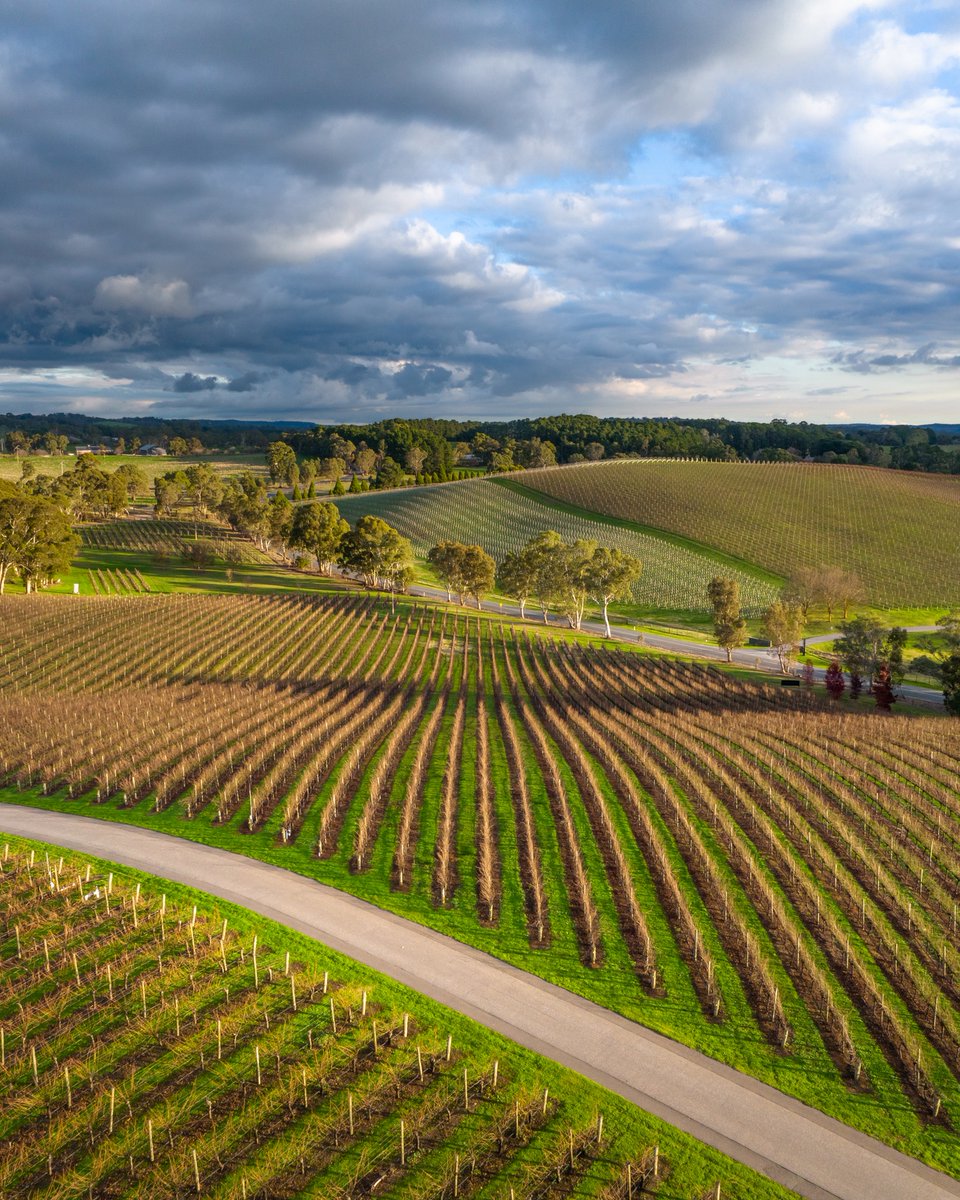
64 1066 72 1108
291 974 297 1012
192 1148 201 1193
255 1045 262 1086
348 1092 354 1135
463 1067 469 1111
217 1020 222 1060
361 990 367 1017
148 1119 155 1162
446 1034 452 1062
252 936 259 989
417 1044 424 1081
109 1086 116 1133
302 1067 308 1108
400 1118 406 1165
329 997 337 1034
542 1086 549 1116
31 1044 38 1086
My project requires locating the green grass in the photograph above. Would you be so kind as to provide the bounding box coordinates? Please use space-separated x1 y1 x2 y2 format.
0 833 800 1200
516 460 960 609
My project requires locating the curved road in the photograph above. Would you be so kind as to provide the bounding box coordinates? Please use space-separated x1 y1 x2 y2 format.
2 807 957 1200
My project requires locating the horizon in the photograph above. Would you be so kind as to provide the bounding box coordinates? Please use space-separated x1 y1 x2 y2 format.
2 2 959 425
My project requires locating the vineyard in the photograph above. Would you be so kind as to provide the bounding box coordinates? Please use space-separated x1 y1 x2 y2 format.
515 460 960 609
333 479 777 615
80 519 270 566
0 838 774 1199
1 594 959 1173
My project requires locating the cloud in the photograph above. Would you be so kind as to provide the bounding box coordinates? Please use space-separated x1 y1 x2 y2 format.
173 372 219 392
93 276 193 318
0 2 959 424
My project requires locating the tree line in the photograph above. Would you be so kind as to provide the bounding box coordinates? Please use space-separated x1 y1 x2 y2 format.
279 414 960 477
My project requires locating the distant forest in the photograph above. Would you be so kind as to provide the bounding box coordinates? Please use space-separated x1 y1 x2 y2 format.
2 410 959 475
285 414 960 476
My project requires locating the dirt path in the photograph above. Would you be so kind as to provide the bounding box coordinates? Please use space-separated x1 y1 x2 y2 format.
2 805 958 1200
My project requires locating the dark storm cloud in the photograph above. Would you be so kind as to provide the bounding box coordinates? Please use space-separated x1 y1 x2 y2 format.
173 372 219 393
1 1 959 421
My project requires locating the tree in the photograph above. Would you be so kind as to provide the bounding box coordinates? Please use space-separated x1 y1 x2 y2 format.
937 611 960 653
353 446 377 476
873 662 895 711
318 456 347 483
497 548 537 618
114 462 147 500
522 437 557 469
339 515 413 592
266 490 293 551
585 546 642 638
942 654 960 716
784 566 823 621
168 436 188 456
584 442 605 461
761 599 804 672
886 626 908 691
184 463 224 535
819 566 865 622
219 473 270 546
824 659 845 699
429 541 494 607
289 502 349 574
267 441 298 486
181 539 215 571
428 540 462 602
707 577 747 662
555 538 596 630
835 615 887 699
524 531 567 624
404 446 428 476
0 492 78 593
459 544 495 608
374 457 405 489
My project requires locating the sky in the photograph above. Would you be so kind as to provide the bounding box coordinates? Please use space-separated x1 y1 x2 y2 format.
1 1 959 426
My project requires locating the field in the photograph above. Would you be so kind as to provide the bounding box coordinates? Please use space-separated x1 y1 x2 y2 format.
0 453 267 492
1 517 350 600
515 460 960 609
0 836 792 1199
1 594 959 1174
333 479 778 616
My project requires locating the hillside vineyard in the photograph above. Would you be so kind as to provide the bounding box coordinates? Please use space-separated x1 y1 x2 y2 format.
2 593 960 1156
519 460 960 607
